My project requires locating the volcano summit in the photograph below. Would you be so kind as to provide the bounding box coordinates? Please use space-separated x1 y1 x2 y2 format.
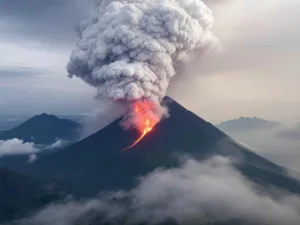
25 97 300 197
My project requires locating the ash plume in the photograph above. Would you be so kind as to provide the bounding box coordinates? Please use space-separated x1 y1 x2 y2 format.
67 0 216 131
67 0 216 102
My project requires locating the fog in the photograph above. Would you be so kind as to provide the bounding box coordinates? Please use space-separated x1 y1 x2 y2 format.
22 156 300 225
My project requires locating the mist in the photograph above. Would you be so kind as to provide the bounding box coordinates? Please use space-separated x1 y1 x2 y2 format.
223 126 300 172
22 156 300 225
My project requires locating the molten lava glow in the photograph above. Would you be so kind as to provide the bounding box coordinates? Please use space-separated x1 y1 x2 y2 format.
123 101 160 151
124 119 153 150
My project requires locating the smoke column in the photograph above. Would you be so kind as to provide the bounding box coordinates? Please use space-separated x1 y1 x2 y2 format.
67 0 216 131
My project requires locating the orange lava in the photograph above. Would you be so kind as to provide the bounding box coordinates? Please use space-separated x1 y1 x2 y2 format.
123 119 153 150
122 101 159 151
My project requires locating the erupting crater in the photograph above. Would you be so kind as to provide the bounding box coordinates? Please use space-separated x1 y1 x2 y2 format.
123 101 161 151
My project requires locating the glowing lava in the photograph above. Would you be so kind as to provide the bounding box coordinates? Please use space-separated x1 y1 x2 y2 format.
122 101 160 151
123 119 153 150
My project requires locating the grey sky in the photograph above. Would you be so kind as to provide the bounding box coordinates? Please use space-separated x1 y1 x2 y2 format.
0 0 88 46
0 0 96 115
170 0 300 123
0 0 299 123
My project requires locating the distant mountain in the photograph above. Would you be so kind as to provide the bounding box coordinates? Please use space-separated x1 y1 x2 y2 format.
216 117 280 133
0 113 80 145
0 168 58 222
25 97 300 197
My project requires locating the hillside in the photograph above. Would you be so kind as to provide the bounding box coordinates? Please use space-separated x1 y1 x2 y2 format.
0 113 80 145
26 97 300 196
0 168 58 222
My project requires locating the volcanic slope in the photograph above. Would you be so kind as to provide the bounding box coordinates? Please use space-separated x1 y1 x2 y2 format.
29 97 300 196
0 168 58 222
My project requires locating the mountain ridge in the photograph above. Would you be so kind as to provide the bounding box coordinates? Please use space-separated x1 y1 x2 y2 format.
0 113 80 145
24 97 300 196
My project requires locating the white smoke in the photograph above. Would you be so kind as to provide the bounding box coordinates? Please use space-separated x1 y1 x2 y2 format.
67 0 216 103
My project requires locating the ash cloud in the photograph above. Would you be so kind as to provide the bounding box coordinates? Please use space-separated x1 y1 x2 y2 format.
67 0 216 103
23 156 300 225
80 99 127 139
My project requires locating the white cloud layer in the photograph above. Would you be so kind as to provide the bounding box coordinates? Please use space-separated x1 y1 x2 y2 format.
0 138 39 157
0 138 68 158
23 156 300 225
28 154 38 163
47 139 68 149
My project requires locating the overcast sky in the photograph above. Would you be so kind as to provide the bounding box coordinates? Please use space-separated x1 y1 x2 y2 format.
0 0 299 123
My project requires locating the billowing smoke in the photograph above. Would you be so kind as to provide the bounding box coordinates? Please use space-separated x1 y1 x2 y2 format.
67 0 216 128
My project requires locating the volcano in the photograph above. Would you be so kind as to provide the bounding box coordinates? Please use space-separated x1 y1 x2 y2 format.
27 97 300 196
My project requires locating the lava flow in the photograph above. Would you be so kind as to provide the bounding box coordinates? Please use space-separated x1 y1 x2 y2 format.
122 101 160 151
123 119 153 150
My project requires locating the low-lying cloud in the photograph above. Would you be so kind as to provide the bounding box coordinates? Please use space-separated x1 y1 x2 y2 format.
47 139 68 150
223 127 300 171
28 154 38 163
22 156 300 225
0 138 39 157
0 138 68 158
